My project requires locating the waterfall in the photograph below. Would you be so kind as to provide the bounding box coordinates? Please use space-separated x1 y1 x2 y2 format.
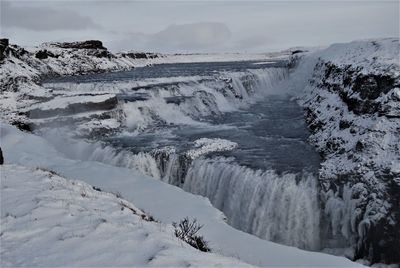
159 156 321 250
119 67 288 131
44 131 321 250
38 65 322 251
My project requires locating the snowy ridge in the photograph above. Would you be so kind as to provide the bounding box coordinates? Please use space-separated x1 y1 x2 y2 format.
316 38 399 75
0 164 250 267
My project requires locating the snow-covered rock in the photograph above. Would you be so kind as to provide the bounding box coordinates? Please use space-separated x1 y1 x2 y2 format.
186 138 238 159
0 39 160 125
291 38 400 264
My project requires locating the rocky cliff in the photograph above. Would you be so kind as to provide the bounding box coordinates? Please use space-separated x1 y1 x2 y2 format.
0 39 160 89
296 38 399 264
0 39 161 125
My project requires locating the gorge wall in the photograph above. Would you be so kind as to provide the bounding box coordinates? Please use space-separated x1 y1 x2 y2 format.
296 38 399 264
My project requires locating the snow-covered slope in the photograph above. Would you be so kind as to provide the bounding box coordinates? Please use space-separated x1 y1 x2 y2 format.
0 123 363 267
289 38 400 264
0 164 251 267
0 39 157 124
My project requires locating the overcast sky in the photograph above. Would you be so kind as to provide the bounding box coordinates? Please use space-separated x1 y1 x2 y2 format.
1 1 398 53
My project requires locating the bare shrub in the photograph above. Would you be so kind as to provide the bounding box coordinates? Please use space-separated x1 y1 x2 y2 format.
172 217 210 252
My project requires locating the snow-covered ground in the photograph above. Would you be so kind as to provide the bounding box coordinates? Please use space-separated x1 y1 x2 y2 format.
0 123 363 267
0 164 250 267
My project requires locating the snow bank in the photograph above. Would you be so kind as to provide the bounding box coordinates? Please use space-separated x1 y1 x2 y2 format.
316 38 399 75
0 123 363 267
0 165 250 267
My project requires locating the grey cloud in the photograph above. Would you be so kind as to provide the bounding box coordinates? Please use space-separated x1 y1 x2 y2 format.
3 1 397 53
233 35 272 50
149 22 231 50
107 22 232 53
1 1 100 31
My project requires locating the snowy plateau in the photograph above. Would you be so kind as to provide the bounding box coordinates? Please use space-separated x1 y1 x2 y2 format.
0 38 399 267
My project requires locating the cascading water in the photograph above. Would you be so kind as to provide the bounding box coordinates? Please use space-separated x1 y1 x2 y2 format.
182 158 320 250
117 67 289 131
38 61 324 252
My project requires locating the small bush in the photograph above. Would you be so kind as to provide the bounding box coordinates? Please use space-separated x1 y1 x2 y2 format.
173 217 210 252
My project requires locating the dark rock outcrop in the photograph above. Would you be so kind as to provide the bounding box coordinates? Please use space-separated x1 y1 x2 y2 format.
0 38 9 61
11 121 32 132
291 50 305 55
52 40 106 50
0 147 3 165
9 45 29 59
120 52 159 59
86 48 114 59
35 49 58 60
46 40 115 59
317 62 399 116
